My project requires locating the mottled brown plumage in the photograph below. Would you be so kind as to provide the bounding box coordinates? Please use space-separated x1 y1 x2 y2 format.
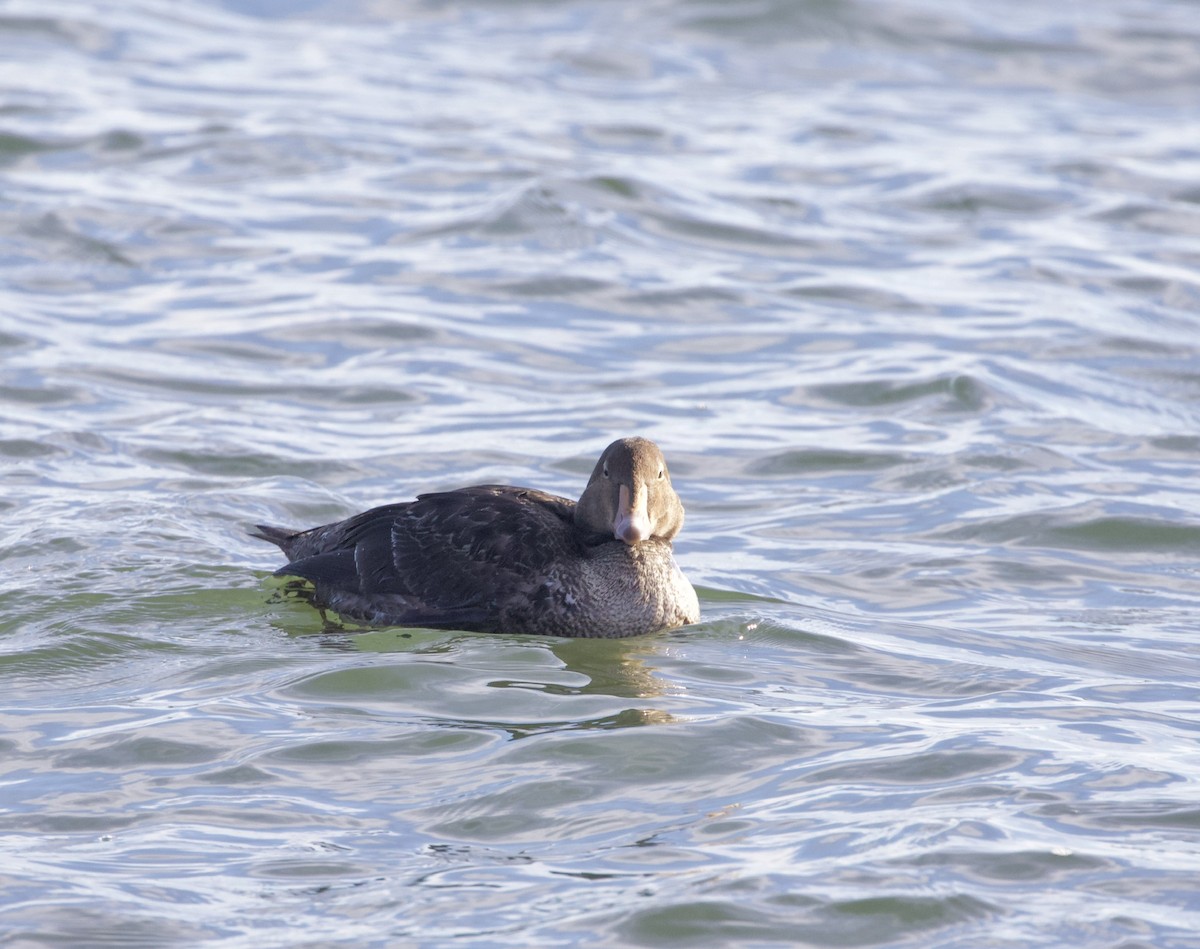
252 437 699 637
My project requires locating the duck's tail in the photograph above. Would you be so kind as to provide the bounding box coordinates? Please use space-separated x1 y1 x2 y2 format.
250 523 300 551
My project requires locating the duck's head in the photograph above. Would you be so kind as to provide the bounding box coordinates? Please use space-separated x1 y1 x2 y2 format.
575 437 685 544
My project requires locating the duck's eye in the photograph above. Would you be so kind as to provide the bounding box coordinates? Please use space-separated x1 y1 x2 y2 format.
602 465 609 478
657 468 665 479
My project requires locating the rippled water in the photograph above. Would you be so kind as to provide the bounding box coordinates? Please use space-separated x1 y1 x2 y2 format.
4 0 1200 945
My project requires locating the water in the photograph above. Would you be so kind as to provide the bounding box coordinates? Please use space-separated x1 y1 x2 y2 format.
3 0 1200 945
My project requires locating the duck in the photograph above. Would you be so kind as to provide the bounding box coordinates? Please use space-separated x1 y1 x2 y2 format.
252 436 700 638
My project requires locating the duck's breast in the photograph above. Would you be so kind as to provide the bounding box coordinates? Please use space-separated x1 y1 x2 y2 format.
516 540 696 638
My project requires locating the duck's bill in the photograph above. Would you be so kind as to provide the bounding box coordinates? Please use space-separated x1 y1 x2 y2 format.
613 484 651 544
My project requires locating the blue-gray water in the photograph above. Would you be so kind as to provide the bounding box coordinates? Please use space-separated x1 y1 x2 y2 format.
3 0 1200 946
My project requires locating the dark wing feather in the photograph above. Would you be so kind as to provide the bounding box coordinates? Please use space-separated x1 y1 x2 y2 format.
267 486 579 627
381 486 576 604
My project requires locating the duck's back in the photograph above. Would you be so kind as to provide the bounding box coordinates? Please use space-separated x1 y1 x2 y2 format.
257 485 586 632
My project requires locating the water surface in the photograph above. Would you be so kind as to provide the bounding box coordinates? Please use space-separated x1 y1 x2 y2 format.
3 0 1200 945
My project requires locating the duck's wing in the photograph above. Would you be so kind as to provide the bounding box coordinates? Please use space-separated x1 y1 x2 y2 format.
270 486 578 627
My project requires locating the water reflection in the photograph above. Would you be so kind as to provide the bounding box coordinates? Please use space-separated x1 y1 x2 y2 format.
271 617 679 732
